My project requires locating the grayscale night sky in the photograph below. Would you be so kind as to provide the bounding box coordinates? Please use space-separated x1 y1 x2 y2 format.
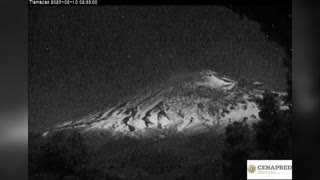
29 6 288 131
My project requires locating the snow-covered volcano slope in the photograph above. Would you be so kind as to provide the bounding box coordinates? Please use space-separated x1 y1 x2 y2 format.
44 70 287 138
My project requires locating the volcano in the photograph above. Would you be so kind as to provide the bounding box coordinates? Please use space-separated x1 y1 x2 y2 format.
44 70 288 138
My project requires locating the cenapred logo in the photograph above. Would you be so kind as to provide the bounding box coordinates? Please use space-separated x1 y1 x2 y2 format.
247 160 292 180
247 164 256 174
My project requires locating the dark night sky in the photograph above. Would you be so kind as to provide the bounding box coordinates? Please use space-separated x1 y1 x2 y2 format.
29 6 289 131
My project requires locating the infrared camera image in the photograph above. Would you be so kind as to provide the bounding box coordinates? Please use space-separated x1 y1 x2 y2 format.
28 4 292 180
